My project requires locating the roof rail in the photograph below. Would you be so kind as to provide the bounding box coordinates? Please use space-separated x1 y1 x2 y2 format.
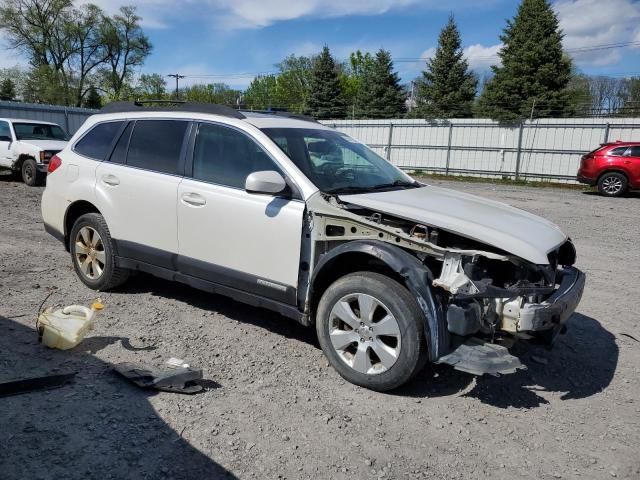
100 101 246 119
240 109 319 124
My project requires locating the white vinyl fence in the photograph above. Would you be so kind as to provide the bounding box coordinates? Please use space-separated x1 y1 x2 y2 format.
322 118 640 182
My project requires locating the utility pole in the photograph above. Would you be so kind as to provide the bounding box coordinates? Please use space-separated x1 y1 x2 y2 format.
167 73 185 99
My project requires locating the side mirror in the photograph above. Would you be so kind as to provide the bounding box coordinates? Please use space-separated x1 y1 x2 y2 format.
245 170 287 195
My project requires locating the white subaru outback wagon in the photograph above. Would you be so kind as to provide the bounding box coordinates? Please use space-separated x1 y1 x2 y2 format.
42 102 586 391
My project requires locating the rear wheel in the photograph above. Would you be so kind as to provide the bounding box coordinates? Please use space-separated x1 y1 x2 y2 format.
70 213 129 291
316 272 427 392
597 172 628 197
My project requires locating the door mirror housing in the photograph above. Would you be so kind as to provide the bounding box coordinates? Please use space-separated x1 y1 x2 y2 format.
245 170 287 195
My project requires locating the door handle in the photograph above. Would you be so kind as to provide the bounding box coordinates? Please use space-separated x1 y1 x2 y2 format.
181 192 206 207
101 174 120 186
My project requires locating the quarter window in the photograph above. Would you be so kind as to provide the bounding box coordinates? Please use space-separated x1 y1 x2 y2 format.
74 121 124 160
127 120 188 175
193 123 281 188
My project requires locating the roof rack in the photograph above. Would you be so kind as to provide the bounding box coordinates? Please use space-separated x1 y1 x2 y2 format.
100 101 246 119
240 109 319 124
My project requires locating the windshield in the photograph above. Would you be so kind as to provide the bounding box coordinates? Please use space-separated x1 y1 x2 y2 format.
13 122 68 141
261 128 418 194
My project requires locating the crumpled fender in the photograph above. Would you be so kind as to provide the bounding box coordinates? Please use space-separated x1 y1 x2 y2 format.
311 240 449 361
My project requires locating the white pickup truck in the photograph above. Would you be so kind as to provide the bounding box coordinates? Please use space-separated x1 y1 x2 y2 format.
0 118 69 186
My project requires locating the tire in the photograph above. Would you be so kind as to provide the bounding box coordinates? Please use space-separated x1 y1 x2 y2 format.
21 158 44 186
69 213 130 291
597 172 628 197
316 272 428 392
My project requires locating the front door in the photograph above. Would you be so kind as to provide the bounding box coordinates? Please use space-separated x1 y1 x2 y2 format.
0 120 14 169
177 122 305 304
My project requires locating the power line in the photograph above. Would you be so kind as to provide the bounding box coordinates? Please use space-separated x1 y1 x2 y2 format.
167 73 186 98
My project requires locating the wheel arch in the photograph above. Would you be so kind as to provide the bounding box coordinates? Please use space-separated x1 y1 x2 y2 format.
597 168 629 183
64 200 102 251
310 240 448 361
14 153 35 171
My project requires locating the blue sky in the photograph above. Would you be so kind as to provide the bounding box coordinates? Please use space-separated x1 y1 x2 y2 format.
4 0 640 89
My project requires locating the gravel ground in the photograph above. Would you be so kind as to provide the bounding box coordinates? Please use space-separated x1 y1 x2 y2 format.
1 173 639 480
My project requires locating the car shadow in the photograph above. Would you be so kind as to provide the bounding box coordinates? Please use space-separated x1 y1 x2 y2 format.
396 313 618 408
123 273 319 347
120 276 617 409
582 190 640 199
0 315 237 480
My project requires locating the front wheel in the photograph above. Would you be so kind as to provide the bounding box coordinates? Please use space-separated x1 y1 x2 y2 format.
70 213 129 291
316 272 428 392
21 158 44 186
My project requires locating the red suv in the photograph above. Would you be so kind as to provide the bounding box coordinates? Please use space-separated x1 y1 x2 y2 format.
577 142 640 196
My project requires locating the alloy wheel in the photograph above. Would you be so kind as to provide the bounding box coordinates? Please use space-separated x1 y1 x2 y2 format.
328 293 402 375
74 226 106 280
602 175 623 195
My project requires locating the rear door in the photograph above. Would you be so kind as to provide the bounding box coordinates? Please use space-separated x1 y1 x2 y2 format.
626 146 640 186
94 119 190 269
176 122 305 304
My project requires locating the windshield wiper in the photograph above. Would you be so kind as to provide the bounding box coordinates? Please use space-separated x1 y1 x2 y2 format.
369 180 420 191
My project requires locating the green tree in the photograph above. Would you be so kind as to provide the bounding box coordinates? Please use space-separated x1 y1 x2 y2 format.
22 65 73 105
476 0 572 121
623 77 640 116
0 78 16 100
307 46 347 119
273 54 314 113
356 49 406 119
83 85 102 109
415 15 477 119
243 74 279 110
341 50 375 110
136 73 167 99
183 83 240 105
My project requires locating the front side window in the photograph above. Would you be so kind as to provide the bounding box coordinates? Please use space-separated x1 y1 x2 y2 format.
0 121 11 141
261 128 417 194
193 123 281 188
74 121 124 160
127 120 188 175
627 146 640 157
14 122 68 141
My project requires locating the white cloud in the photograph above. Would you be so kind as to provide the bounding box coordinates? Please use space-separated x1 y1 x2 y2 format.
463 43 502 71
85 0 493 30
554 0 640 67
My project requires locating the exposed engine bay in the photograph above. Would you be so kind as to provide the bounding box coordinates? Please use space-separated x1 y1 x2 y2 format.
304 192 585 372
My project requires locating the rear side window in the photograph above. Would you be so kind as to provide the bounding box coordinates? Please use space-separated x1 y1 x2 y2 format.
127 120 188 175
74 121 124 160
608 146 629 156
628 146 640 157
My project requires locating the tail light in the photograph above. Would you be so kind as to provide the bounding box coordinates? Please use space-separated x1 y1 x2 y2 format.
47 155 62 174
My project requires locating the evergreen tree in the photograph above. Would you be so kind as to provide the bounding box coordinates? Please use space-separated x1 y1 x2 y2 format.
308 46 347 119
476 0 572 122
415 15 477 119
83 86 102 109
0 78 16 100
357 49 406 119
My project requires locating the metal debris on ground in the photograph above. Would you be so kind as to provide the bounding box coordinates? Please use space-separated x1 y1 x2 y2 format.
0 372 77 398
113 362 204 394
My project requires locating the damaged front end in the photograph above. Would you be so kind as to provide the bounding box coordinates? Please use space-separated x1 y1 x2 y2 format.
305 191 586 377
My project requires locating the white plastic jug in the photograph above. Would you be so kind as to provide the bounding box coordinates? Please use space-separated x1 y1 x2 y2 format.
38 301 104 350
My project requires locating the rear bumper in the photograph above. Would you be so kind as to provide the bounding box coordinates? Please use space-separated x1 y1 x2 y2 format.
577 174 596 186
518 267 586 333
